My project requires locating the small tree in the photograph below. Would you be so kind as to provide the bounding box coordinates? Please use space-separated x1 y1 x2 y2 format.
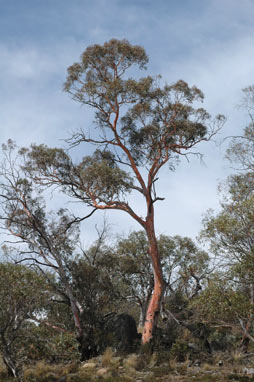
20 39 224 343
0 263 49 381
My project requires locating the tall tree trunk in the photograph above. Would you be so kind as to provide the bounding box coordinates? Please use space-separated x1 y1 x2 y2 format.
58 264 84 340
65 283 83 339
57 268 89 359
64 281 90 359
138 292 152 332
142 215 165 344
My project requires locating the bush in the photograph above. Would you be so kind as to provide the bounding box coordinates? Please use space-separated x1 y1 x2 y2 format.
170 339 189 362
209 329 237 352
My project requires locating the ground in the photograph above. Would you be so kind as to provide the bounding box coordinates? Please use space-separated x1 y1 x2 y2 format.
2 350 254 382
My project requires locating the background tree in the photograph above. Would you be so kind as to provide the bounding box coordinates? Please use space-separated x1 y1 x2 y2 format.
22 39 224 343
0 142 137 359
192 272 253 352
0 141 96 359
191 84 254 352
226 85 254 171
0 263 50 381
200 172 254 350
66 237 123 356
111 231 210 330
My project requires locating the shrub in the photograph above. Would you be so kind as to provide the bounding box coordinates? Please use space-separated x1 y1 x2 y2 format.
170 339 189 362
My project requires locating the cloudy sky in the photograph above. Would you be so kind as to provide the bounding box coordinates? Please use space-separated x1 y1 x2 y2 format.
1 0 254 246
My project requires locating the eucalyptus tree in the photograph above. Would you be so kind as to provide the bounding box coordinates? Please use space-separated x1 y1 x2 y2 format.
0 141 131 359
0 141 93 358
19 39 224 343
191 273 252 351
0 263 49 381
200 172 254 349
196 85 254 350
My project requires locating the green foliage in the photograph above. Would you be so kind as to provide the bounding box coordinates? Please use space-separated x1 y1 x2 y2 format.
201 173 254 265
69 255 119 322
192 276 251 323
64 38 148 98
226 85 254 172
208 329 237 352
199 168 254 346
76 150 133 202
63 39 223 168
25 326 80 363
170 339 189 362
0 263 51 380
120 82 212 166
0 263 47 321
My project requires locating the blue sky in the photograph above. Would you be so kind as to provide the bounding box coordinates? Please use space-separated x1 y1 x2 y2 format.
1 0 254 245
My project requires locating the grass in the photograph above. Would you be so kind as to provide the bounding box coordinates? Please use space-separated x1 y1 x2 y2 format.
2 350 254 382
101 347 115 367
230 350 246 365
123 353 140 370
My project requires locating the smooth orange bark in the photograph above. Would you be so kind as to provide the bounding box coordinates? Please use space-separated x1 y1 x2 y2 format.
142 214 165 343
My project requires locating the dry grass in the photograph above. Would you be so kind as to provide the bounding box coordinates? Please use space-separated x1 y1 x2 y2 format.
60 361 79 376
123 353 140 370
231 349 244 364
110 356 122 369
176 357 189 375
169 357 178 371
149 351 158 367
182 328 192 341
23 360 81 382
201 362 214 372
24 361 62 381
2 350 254 382
101 347 115 367
24 361 51 379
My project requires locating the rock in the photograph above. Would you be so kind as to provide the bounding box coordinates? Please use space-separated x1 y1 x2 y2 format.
193 359 201 367
243 367 254 375
102 313 139 353
78 312 140 360
81 362 97 370
97 367 109 376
